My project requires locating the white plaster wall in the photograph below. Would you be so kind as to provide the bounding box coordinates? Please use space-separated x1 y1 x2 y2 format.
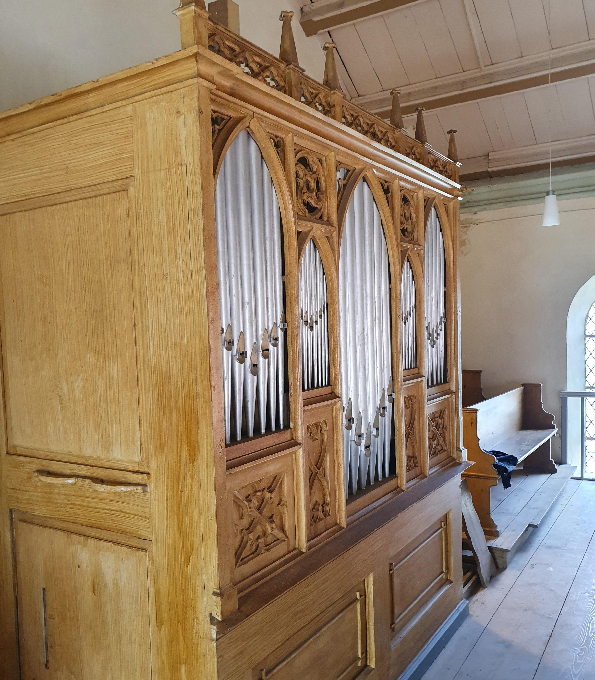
0 0 325 113
460 197 595 461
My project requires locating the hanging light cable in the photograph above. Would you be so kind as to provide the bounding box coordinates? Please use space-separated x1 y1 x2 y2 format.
542 0 560 226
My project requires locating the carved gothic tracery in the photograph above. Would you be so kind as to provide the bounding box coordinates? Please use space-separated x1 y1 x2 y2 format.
307 421 331 526
211 111 231 145
299 78 333 117
400 191 416 241
270 134 285 164
428 408 448 460
295 149 326 219
208 25 286 91
404 395 418 472
336 162 354 204
233 474 288 568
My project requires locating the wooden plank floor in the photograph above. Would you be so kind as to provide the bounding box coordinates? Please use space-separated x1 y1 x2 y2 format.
422 478 595 680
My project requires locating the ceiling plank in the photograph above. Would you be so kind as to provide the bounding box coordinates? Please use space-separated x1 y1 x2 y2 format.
548 0 589 48
471 0 522 64
300 0 420 36
383 6 436 83
439 0 481 71
508 0 551 57
353 16 410 89
499 92 536 148
523 86 567 144
411 0 463 78
354 40 595 117
478 98 514 151
330 24 383 95
556 78 595 138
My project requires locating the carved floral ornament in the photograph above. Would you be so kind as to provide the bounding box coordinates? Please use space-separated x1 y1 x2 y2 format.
404 395 418 472
211 111 231 145
400 191 416 241
428 407 448 460
295 149 326 219
233 474 289 569
307 420 331 526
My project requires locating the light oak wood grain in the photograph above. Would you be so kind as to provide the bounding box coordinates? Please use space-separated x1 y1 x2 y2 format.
14 515 151 679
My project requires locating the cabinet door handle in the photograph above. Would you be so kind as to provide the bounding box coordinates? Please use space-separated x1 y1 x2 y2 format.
34 470 148 493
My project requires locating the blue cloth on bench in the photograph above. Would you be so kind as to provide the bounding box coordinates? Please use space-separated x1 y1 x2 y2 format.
487 450 518 489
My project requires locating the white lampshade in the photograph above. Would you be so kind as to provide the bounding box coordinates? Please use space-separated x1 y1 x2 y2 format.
542 189 560 227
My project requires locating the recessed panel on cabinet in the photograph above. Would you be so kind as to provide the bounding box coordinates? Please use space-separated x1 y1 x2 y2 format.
390 515 451 637
255 580 370 680
0 190 142 469
13 516 151 679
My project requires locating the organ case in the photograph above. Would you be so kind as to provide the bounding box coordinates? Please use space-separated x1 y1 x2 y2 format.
0 4 467 679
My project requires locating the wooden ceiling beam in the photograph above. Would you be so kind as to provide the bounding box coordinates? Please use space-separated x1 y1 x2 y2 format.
353 40 595 118
299 0 420 37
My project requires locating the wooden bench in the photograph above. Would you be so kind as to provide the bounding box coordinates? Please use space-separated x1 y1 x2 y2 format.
462 373 557 539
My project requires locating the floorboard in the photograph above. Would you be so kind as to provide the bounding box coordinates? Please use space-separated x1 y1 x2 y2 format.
421 479 588 680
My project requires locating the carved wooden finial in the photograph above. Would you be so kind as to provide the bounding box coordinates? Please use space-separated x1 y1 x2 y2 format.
174 0 209 49
323 42 342 92
279 11 301 68
208 0 240 33
447 129 459 162
390 89 404 129
415 107 427 144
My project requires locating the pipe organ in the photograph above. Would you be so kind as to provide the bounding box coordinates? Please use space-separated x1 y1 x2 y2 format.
0 5 468 680
340 179 393 496
299 240 329 392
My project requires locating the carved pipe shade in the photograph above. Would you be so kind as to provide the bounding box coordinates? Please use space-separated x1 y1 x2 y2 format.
299 240 329 391
339 180 393 496
215 130 287 444
424 208 447 388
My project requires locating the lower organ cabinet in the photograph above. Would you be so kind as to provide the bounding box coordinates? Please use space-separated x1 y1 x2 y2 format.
13 517 151 679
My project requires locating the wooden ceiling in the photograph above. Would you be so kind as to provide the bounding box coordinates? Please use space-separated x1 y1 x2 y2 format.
300 0 595 179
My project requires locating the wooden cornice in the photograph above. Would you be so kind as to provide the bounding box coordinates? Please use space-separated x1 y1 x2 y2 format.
355 40 595 118
300 0 419 36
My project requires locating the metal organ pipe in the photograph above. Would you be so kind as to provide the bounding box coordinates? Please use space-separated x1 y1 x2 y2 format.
401 260 416 371
215 130 287 444
424 207 446 388
299 240 329 392
339 180 393 497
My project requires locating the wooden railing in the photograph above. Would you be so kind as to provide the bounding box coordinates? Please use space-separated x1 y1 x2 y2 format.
206 20 459 182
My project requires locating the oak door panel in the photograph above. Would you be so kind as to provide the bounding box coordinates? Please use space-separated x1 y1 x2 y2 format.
0 190 142 469
14 517 151 679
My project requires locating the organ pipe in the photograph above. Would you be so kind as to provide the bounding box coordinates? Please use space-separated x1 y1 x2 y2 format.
424 207 447 388
299 240 329 391
215 130 287 444
401 259 416 371
339 180 393 497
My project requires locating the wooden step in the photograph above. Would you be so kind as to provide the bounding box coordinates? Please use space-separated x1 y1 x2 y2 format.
488 464 576 570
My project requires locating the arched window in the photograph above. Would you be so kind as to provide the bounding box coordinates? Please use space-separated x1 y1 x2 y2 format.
586 302 595 388
215 129 287 444
299 240 329 391
339 179 393 496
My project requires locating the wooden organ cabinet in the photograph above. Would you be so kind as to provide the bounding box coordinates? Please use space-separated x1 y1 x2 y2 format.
0 4 468 679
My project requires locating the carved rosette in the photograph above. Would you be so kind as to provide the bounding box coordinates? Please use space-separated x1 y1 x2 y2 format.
307 420 331 526
404 395 418 472
400 191 416 242
428 408 448 460
233 474 288 569
211 111 231 146
295 149 326 219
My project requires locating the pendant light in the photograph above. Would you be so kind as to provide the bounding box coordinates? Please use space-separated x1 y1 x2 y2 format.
542 0 560 226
